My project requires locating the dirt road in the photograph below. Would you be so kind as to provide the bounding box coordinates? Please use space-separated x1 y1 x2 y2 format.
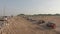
1 16 60 34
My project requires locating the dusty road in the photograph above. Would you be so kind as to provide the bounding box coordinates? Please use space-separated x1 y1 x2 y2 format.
0 16 60 34
29 16 60 32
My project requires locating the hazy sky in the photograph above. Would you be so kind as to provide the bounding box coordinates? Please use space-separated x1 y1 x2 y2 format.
0 0 60 16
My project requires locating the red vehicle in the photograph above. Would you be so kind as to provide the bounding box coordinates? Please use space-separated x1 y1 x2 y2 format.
46 22 56 29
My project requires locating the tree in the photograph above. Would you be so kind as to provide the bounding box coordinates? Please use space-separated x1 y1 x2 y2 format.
17 14 25 16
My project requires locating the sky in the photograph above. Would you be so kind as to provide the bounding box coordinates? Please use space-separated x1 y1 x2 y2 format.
0 0 60 16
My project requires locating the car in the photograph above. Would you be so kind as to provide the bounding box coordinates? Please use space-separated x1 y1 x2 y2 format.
37 20 45 24
46 22 56 29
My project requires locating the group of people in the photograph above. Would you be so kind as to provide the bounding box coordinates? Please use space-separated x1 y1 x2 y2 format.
24 17 56 29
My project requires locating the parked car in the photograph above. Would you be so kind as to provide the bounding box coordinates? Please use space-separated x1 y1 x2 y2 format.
46 22 56 29
37 20 45 24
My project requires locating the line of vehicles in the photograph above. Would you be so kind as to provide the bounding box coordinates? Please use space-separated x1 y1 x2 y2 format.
23 16 56 29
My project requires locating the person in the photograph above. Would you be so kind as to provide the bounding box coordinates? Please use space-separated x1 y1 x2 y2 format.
5 18 7 20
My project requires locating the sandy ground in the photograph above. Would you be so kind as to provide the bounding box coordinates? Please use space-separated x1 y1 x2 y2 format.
29 16 60 32
0 16 60 34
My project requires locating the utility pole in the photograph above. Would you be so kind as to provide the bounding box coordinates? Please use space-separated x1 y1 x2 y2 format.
3 0 7 16
3 6 6 16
